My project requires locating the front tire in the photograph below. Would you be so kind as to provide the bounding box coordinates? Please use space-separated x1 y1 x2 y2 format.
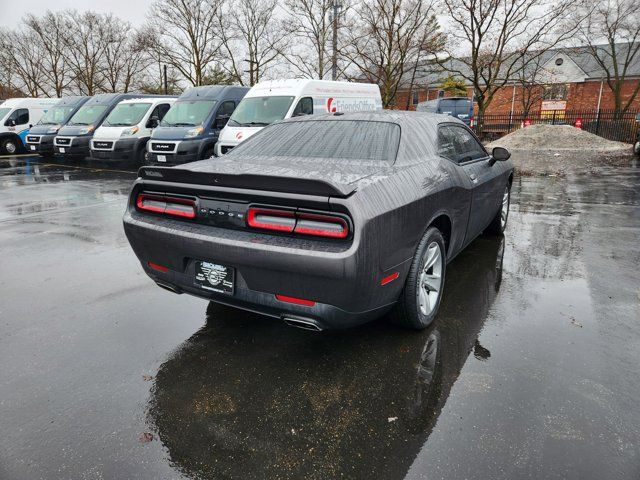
1 138 19 155
391 227 446 330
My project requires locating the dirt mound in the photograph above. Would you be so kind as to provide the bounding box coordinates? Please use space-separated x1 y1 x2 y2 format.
487 124 630 152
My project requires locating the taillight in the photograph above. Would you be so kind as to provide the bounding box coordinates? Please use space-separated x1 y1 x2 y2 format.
247 206 349 239
247 208 295 232
136 193 196 219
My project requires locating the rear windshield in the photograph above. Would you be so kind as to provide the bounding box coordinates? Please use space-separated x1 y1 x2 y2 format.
438 99 471 113
103 103 152 126
39 106 76 125
68 105 108 126
228 120 400 163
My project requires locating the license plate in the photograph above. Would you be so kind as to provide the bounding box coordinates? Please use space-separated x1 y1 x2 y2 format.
59 147 65 153
157 155 166 162
195 261 234 294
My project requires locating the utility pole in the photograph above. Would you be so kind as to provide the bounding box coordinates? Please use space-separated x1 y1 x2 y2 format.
331 2 342 81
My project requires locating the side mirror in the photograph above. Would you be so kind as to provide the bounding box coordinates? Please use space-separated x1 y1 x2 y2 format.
214 114 230 129
6 119 16 127
489 146 511 165
147 116 159 129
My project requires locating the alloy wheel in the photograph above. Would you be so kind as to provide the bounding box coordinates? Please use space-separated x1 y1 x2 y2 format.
418 242 443 316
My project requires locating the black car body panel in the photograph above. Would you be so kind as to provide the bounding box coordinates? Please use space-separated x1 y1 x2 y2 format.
123 112 513 328
25 96 90 155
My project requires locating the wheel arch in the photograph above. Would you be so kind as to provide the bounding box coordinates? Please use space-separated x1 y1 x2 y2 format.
427 212 452 257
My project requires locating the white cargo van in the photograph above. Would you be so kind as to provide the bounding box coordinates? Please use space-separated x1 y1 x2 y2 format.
89 97 176 163
215 79 382 155
0 98 60 155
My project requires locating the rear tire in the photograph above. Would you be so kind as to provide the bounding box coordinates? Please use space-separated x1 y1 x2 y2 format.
391 227 446 330
485 184 510 235
200 146 214 160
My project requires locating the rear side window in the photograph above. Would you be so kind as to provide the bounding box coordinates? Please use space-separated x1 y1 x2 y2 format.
229 120 400 163
438 125 486 163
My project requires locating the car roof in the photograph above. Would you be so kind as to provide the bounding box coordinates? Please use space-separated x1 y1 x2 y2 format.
178 85 250 100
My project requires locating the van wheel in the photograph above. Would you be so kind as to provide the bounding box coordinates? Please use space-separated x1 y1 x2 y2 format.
391 227 446 330
1 138 19 155
200 146 214 160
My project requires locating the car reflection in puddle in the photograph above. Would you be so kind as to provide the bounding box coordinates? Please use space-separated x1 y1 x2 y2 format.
146 235 505 480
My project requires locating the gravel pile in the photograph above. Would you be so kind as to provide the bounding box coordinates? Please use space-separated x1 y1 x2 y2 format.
486 125 635 175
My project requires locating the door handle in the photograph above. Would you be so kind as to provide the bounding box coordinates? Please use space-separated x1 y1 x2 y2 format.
469 173 478 182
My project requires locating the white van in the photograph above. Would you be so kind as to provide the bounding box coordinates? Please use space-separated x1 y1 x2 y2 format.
89 97 176 162
215 79 382 155
0 98 60 155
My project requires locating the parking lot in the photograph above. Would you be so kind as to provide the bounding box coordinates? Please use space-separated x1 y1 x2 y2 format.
1 155 639 479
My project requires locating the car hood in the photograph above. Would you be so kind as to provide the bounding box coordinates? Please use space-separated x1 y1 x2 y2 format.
57 125 95 137
29 125 60 135
218 125 262 145
151 126 201 140
182 155 394 188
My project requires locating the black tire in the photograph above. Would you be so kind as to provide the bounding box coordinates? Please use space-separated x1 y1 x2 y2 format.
391 227 446 330
485 184 510 235
1 138 20 155
200 146 214 160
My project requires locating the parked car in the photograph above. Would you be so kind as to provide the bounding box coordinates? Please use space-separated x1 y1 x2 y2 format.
0 98 60 155
53 93 153 159
215 79 382 156
634 113 640 156
416 97 475 127
89 97 176 163
123 111 513 331
25 96 90 157
145 85 249 166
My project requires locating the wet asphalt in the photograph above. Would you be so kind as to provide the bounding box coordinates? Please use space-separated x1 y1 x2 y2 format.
0 155 639 480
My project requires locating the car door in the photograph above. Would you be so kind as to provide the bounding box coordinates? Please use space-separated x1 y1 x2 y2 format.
445 124 503 242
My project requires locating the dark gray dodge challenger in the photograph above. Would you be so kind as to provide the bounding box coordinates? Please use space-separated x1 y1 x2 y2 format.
123 111 513 330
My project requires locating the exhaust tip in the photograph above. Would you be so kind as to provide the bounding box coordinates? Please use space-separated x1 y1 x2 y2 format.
282 316 323 332
155 281 182 294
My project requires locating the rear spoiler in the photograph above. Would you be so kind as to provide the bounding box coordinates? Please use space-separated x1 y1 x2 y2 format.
137 166 356 198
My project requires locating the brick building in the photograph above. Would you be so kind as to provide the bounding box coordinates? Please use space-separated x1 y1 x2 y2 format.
395 44 640 115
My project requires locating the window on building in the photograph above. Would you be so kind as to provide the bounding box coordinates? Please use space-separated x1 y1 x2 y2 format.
412 90 419 105
543 84 569 101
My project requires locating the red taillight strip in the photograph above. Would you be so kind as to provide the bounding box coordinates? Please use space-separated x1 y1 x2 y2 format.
148 261 169 273
136 193 196 219
247 207 350 239
380 272 399 285
294 212 349 239
247 208 296 232
275 294 316 306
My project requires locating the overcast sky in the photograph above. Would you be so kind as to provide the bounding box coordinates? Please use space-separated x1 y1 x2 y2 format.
0 0 155 27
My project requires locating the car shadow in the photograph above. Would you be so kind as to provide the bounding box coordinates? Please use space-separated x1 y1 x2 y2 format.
146 235 505 479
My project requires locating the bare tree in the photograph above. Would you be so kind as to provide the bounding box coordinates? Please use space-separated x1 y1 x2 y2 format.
282 0 336 79
103 22 152 93
344 0 443 108
0 29 48 97
218 0 287 86
23 12 70 97
575 0 640 115
63 11 112 95
147 0 225 87
440 0 577 130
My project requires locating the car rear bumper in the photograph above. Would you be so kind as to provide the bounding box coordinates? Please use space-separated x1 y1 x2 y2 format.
123 211 405 329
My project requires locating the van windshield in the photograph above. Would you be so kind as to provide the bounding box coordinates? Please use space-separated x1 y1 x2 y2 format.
0 108 11 121
103 103 152 127
161 100 216 127
229 120 400 163
68 105 109 126
38 106 76 125
227 96 295 127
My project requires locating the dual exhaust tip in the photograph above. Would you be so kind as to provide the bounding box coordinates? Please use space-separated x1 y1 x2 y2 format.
155 281 323 331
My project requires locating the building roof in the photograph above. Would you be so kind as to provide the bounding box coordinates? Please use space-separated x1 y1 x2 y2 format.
409 43 640 88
